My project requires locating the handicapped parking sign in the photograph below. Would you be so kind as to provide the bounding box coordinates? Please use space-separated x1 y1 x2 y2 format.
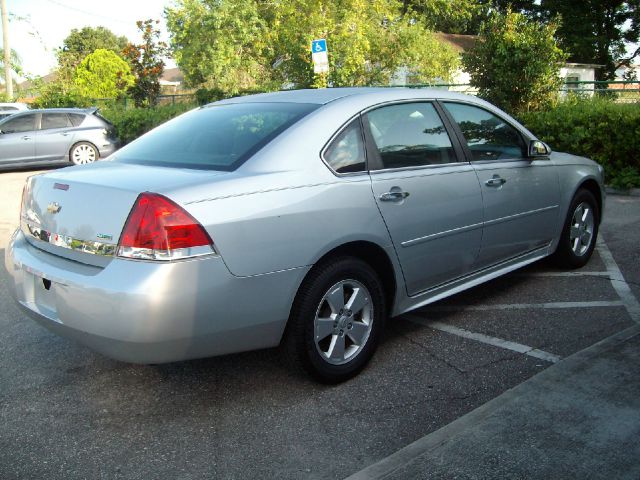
311 39 329 73
311 39 327 53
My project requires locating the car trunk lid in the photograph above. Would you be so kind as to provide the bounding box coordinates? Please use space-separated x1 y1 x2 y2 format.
21 162 227 267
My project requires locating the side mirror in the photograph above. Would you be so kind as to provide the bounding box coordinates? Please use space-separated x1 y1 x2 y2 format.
529 140 551 157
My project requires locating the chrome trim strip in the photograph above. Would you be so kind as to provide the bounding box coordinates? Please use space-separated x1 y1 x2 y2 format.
483 205 559 227
400 205 558 248
21 220 117 257
401 222 483 248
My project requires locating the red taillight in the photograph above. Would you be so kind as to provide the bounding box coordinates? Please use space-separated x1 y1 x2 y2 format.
118 192 214 260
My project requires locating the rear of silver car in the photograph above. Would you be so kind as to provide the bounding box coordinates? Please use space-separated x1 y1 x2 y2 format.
5 168 306 363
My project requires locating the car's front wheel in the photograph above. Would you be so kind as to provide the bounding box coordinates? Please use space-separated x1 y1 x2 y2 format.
70 142 99 165
283 257 386 383
553 188 600 268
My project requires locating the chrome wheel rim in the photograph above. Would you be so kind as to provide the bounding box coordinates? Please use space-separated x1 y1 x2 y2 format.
72 144 97 164
314 279 373 366
570 202 595 256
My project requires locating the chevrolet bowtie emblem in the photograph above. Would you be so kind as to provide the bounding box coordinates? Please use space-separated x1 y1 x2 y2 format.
47 202 62 214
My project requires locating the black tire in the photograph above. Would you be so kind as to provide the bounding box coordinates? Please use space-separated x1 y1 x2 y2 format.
282 256 386 384
553 188 600 269
69 141 99 165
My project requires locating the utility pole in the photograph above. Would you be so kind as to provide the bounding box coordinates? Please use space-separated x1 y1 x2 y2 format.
1 0 12 99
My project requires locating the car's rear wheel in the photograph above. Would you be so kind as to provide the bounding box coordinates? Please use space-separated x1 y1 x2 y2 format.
283 257 386 383
70 142 99 165
553 188 599 268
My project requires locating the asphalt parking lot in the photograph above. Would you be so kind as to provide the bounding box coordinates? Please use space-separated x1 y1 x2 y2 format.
1 169 638 479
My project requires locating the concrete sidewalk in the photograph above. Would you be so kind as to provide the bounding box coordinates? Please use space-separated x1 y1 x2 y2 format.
346 324 640 480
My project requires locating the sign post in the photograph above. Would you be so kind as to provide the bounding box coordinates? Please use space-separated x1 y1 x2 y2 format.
311 39 329 74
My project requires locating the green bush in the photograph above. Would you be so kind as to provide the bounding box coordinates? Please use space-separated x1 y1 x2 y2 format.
518 98 640 189
100 103 195 145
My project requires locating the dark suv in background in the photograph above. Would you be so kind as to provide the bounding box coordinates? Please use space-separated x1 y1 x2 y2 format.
0 107 120 170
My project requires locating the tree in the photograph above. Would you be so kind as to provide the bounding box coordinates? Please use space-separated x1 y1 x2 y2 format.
165 0 459 93
539 1 640 80
400 0 489 34
57 26 129 81
166 0 270 93
73 49 134 99
0 47 21 98
123 20 169 107
462 9 567 113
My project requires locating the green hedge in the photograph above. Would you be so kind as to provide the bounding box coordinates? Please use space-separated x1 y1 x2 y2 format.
518 98 640 189
100 103 196 145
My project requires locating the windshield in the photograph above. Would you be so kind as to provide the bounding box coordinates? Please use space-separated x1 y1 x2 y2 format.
112 102 319 171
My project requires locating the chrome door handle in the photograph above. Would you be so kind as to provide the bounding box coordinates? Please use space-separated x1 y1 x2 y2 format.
485 175 507 187
379 191 410 201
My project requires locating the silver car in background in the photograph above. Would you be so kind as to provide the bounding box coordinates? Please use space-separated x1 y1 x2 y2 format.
0 107 120 170
5 88 604 383
0 102 29 120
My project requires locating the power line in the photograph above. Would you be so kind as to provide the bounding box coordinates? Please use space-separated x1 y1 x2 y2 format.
43 0 133 26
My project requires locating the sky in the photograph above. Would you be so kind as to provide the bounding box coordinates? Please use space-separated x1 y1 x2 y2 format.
2 0 176 80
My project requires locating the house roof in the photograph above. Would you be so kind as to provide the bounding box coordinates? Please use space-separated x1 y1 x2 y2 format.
434 33 478 53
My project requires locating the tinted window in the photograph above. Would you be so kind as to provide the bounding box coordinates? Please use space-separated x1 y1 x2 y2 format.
68 113 85 127
113 102 318 171
365 103 457 169
1 114 35 133
41 113 71 130
444 103 526 161
0 106 18 111
324 120 366 173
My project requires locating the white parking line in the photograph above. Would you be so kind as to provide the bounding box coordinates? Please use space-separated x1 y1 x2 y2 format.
596 236 640 323
422 300 624 312
405 315 561 363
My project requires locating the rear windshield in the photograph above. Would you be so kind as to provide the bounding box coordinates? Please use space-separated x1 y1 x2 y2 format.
112 102 318 171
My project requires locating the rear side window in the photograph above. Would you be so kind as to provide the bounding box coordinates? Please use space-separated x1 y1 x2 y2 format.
0 114 35 133
365 102 458 169
41 113 71 130
444 102 526 161
113 102 318 171
324 120 366 174
68 113 85 127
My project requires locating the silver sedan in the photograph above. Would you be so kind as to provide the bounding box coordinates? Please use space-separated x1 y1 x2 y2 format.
5 88 604 382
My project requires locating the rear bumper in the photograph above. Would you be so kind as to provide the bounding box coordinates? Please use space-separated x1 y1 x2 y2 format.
98 141 119 159
4 230 307 363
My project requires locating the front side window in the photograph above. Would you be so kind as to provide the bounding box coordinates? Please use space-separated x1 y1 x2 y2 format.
1 114 35 134
444 102 526 161
365 102 457 169
41 113 71 130
324 120 366 174
113 102 318 171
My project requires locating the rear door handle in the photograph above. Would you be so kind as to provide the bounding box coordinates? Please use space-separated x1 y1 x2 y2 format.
60 132 70 136
379 190 410 201
21 135 31 140
485 175 507 187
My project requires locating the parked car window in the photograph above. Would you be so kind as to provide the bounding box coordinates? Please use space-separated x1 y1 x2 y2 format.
0 114 35 133
365 103 457 169
444 102 526 161
113 102 319 171
324 120 366 174
68 113 85 127
41 113 71 130
0 106 18 111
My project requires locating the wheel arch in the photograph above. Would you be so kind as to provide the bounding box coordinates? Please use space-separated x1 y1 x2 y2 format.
292 240 398 320
577 178 603 223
